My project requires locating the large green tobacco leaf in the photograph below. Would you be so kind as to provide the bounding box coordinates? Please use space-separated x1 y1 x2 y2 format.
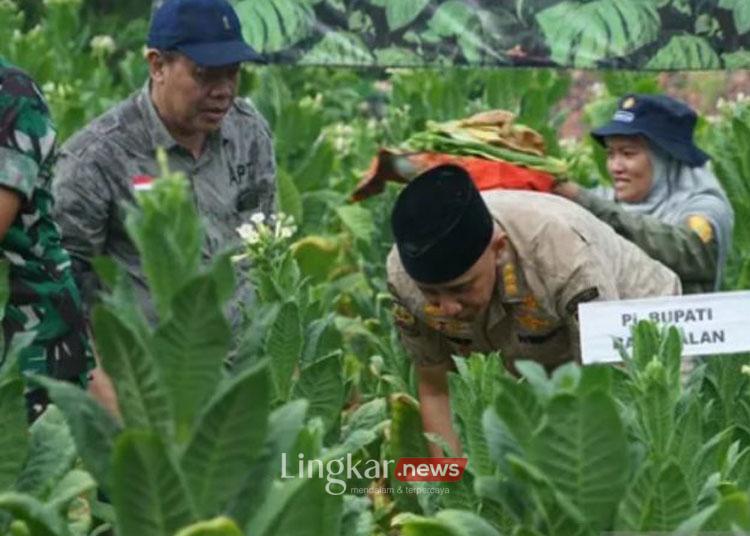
46 469 96 513
703 490 750 531
335 204 376 242
175 517 243 536
636 359 675 459
339 495 374 536
342 398 387 439
181 363 270 518
389 394 429 459
292 352 344 432
719 0 750 34
672 400 703 486
92 257 152 346
449 356 501 475
531 391 628 531
536 0 659 67
152 274 231 443
389 393 428 513
492 376 543 452
226 400 308 528
235 0 316 53
506 455 589 535
301 314 342 364
0 373 27 492
0 492 67 536
630 321 661 373
125 173 203 320
396 509 502 536
646 35 721 70
266 301 303 400
246 477 343 536
15 406 76 498
277 168 303 224
30 376 121 493
112 431 195 536
707 114 750 280
93 306 172 438
615 461 693 531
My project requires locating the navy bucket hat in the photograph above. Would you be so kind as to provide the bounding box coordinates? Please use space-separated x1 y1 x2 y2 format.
591 94 709 168
148 0 265 67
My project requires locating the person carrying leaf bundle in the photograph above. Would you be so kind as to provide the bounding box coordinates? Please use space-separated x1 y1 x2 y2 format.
387 164 681 455
553 94 734 294
350 110 561 202
0 59 95 421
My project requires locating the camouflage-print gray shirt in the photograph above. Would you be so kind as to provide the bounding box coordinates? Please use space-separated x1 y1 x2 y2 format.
52 82 276 329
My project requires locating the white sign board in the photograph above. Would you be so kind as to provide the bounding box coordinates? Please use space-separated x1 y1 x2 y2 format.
578 291 750 364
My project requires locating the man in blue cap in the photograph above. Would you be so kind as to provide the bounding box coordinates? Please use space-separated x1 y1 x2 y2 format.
52 0 275 415
52 0 275 329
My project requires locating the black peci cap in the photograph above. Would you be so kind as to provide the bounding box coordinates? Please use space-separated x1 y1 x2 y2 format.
391 165 493 284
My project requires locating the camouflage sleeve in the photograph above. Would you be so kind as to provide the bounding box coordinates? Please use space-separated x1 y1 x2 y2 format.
0 69 53 199
51 152 112 312
236 100 276 219
575 188 717 285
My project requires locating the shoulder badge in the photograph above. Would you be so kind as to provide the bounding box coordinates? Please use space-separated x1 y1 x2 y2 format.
392 302 419 336
502 263 520 300
686 215 714 244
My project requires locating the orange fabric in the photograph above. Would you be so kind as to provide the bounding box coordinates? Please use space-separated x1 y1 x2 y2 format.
351 150 556 202
405 153 556 192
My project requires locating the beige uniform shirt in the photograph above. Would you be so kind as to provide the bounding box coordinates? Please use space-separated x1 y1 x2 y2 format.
387 191 681 371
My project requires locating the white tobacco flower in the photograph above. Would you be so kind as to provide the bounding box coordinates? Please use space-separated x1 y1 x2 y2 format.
250 212 266 225
279 226 294 239
91 35 116 55
237 223 260 244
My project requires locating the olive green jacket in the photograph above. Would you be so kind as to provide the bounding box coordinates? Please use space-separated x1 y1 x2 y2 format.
575 189 717 294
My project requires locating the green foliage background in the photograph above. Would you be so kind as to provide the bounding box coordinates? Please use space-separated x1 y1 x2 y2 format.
228 0 750 69
1 0 750 535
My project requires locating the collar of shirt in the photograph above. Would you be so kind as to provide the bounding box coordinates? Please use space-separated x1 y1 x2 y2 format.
484 236 531 331
136 81 228 155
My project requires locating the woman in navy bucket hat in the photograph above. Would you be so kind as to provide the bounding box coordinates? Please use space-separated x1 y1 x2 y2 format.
554 93 734 294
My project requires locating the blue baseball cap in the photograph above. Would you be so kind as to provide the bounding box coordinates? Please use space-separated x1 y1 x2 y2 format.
148 0 265 67
591 94 709 168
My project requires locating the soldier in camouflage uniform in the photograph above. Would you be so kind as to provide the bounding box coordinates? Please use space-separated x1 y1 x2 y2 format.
554 94 734 293
0 59 94 420
52 0 275 329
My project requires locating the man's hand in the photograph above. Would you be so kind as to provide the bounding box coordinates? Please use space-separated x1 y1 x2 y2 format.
0 186 22 241
87 366 121 421
552 180 582 200
417 361 462 457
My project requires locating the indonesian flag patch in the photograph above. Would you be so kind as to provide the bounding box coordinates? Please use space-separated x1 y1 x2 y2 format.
132 174 154 192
